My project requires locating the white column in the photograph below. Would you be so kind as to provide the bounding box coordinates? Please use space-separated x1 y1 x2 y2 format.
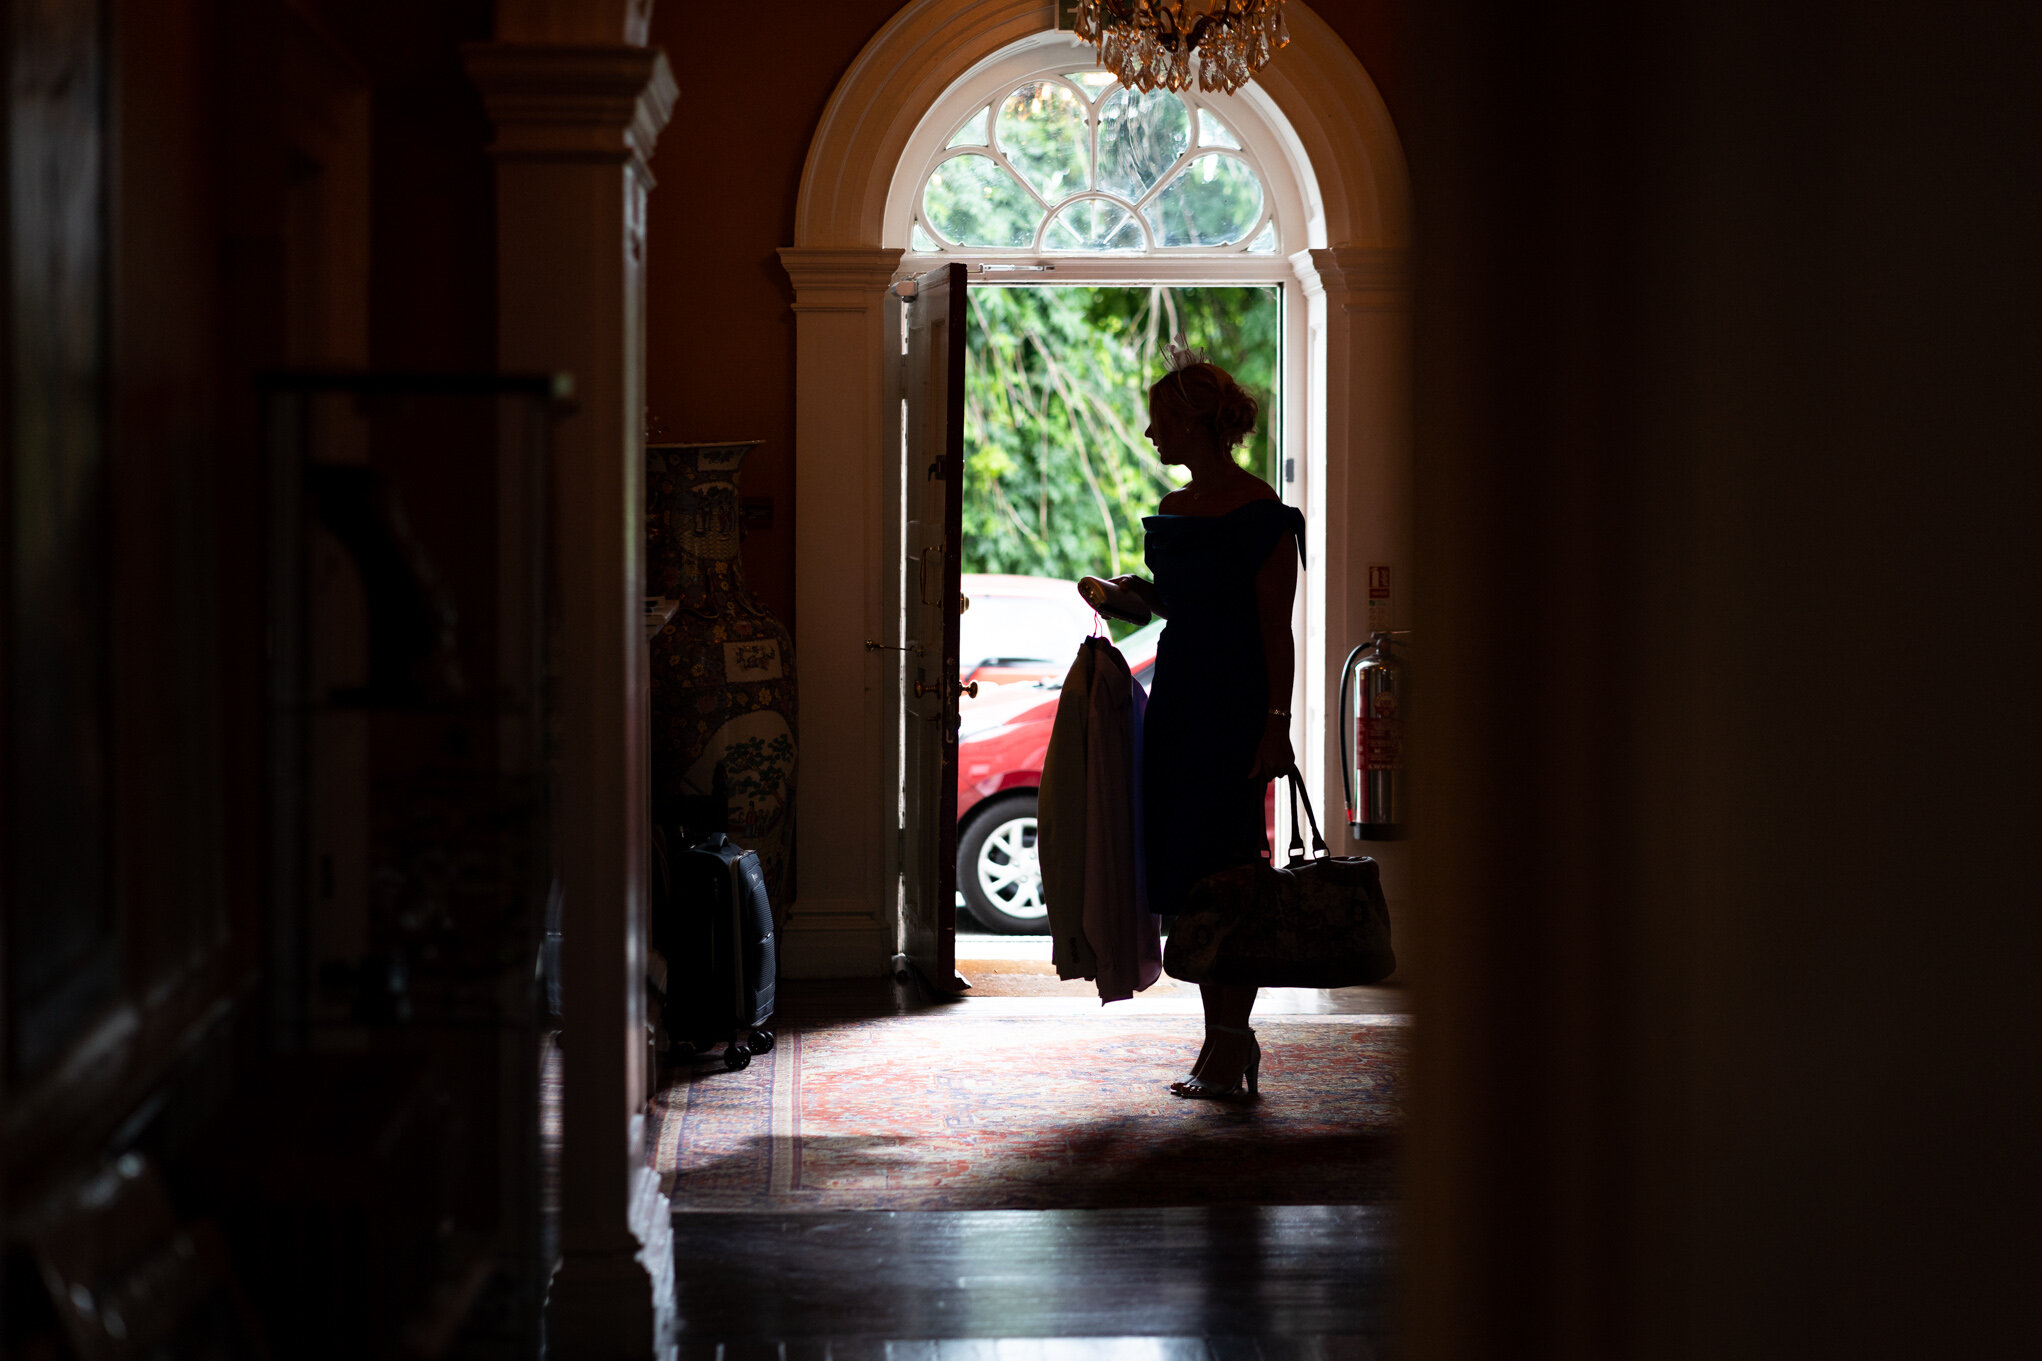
1303 245 1413 958
776 246 905 977
465 42 676 1358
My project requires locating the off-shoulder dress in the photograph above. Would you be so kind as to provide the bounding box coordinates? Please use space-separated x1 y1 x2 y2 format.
1140 498 1307 918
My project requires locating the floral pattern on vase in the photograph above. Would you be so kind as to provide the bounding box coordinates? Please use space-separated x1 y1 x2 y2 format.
646 441 796 915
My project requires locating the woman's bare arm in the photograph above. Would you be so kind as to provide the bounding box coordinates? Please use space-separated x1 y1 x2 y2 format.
1248 542 1299 781
1114 575 1165 618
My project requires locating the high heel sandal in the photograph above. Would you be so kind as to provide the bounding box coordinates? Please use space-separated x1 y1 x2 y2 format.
1169 1024 1260 1100
1180 1033 1214 1086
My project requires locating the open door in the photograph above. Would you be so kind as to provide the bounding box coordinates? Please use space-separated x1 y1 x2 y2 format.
895 262 969 993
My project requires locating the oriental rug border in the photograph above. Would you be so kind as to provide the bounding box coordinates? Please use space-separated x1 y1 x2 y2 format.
650 1013 1406 1212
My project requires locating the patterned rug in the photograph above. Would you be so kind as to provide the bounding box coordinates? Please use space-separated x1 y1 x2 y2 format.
648 1013 1405 1211
953 953 1202 999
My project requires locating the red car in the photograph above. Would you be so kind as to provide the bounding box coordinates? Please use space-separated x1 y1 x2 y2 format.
958 573 1105 691
954 619 1164 933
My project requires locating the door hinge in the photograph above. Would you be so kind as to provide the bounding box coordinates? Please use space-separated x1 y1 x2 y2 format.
895 825 906 869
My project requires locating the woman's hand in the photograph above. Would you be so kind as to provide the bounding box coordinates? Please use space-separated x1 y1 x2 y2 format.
1248 717 1295 783
1078 576 1155 624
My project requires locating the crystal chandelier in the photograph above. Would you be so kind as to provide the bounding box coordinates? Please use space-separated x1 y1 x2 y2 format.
1072 0 1291 96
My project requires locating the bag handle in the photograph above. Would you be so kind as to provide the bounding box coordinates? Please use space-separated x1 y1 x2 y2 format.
1283 764 1330 867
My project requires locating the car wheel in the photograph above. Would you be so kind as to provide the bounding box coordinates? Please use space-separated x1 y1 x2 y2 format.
957 793 1047 934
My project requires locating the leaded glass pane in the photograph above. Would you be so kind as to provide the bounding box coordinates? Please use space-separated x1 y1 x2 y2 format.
1098 87 1191 201
911 222 940 252
946 107 990 148
1044 199 1144 251
996 83 1088 201
923 154 1042 249
1198 107 1243 149
1245 221 1278 253
1064 71 1116 100
1144 154 1264 246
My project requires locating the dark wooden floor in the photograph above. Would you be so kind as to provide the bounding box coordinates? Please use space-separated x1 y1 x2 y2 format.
672 1205 1394 1356
670 979 1401 1357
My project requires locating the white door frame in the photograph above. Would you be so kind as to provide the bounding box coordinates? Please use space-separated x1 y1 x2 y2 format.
779 0 1410 978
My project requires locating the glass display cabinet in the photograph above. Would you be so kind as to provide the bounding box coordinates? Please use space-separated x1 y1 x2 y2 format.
261 373 561 1359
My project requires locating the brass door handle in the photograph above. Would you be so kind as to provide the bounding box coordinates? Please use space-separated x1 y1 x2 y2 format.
915 679 978 699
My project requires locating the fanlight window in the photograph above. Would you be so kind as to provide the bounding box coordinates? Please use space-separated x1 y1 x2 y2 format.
913 72 1276 255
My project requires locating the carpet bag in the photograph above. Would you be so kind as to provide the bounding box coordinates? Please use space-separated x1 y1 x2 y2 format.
662 832 777 1069
1163 767 1396 989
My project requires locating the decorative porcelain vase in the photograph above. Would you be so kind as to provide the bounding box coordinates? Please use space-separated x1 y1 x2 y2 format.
646 441 796 913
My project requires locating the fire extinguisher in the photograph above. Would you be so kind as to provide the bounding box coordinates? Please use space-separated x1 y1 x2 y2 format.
1339 631 1409 840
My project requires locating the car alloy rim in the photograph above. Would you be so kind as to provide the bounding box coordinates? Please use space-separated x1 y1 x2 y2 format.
975 815 1047 919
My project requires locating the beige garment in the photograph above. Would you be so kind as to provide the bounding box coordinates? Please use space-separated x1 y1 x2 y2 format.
1037 642 1098 980
1081 643 1162 1002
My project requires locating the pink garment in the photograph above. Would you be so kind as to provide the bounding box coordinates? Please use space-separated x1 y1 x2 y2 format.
1081 641 1163 1002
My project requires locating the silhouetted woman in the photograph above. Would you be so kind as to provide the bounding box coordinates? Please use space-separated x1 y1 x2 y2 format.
1081 354 1302 1099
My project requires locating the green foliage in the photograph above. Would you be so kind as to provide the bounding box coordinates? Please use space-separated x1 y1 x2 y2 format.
962 285 1280 582
997 83 1088 201
925 86 1265 251
925 153 1041 249
1146 154 1264 246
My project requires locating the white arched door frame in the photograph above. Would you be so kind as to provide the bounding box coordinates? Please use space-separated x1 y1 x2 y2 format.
779 0 1410 978
891 30 1326 895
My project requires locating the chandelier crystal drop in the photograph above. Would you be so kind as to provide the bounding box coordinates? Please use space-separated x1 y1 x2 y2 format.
1073 0 1290 96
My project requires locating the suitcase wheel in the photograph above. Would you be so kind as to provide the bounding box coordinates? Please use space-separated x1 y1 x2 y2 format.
751 1030 775 1054
723 1043 752 1072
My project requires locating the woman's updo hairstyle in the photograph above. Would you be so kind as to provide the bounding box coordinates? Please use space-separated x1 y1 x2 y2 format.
1156 360 1260 451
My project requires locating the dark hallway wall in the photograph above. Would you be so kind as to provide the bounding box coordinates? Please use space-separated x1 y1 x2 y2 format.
1316 0 1402 126
641 1 1403 633
1404 1 2042 1357
640 0 904 630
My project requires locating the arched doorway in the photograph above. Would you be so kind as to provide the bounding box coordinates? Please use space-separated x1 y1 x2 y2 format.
777 0 1410 979
893 31 1322 956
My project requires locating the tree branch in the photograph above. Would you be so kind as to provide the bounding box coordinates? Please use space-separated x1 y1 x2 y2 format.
1025 324 1122 576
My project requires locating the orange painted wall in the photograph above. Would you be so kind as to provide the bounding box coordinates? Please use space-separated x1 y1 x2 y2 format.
642 2 1403 631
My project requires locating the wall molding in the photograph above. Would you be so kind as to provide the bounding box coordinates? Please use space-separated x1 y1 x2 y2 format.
1311 245 1414 305
464 44 676 177
793 1 1407 250
775 245 903 973
466 32 678 1353
780 902 897 980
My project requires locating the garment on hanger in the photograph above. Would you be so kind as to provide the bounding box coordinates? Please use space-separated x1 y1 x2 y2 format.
1039 636 1162 1000
1039 643 1097 981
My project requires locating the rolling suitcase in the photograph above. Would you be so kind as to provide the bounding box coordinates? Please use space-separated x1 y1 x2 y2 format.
662 832 777 1070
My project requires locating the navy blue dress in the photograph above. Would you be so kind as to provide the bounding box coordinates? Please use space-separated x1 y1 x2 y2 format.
1141 499 1307 917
